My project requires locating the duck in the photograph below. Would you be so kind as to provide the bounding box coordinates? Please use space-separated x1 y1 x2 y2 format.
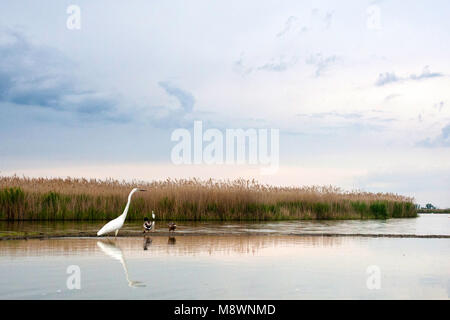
143 211 156 234
168 222 177 232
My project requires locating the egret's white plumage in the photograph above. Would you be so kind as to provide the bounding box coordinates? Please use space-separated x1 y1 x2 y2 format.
97 188 145 236
97 240 145 287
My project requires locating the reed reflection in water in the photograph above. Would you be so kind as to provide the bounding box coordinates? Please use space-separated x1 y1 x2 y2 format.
0 235 344 258
0 235 448 299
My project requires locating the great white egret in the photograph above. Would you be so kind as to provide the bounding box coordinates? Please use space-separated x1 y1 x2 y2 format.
97 188 146 237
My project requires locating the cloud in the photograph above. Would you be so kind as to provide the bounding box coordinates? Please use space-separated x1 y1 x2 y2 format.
135 81 208 129
409 66 443 81
384 93 401 102
418 124 450 147
233 54 298 74
375 72 400 86
158 81 195 113
233 53 253 75
276 16 298 37
276 16 309 38
0 29 71 108
0 28 121 121
305 53 338 77
375 66 444 86
257 56 298 72
355 167 450 207
294 110 396 136
296 111 363 120
277 10 333 38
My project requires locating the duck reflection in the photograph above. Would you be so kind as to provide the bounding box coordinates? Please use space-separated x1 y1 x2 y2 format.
143 236 152 250
168 236 176 245
97 240 145 288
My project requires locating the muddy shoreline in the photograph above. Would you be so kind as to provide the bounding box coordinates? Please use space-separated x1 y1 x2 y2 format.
1 231 449 240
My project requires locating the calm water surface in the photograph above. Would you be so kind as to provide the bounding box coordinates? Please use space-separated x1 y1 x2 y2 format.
1 214 449 236
0 215 449 299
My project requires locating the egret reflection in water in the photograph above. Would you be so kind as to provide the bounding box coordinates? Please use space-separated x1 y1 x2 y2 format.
96 240 145 288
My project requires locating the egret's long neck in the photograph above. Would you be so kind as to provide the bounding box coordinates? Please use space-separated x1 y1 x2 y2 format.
120 190 136 221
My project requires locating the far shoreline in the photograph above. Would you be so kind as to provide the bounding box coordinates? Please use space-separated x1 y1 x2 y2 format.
416 210 450 214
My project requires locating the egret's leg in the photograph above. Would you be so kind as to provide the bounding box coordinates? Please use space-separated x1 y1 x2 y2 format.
115 229 119 237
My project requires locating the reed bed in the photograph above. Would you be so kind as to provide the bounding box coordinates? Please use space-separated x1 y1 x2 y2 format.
0 175 417 221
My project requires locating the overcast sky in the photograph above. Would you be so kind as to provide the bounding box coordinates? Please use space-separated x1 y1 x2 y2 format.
0 0 449 207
